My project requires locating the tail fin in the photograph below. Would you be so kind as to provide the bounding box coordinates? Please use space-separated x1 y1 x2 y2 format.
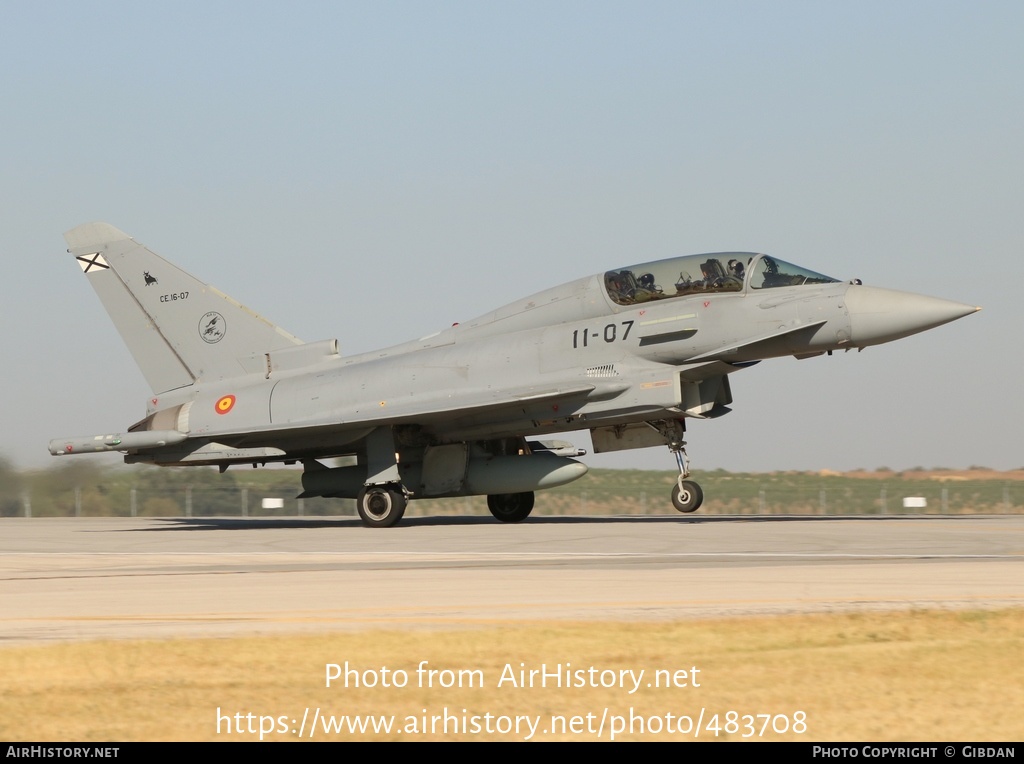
65 222 303 394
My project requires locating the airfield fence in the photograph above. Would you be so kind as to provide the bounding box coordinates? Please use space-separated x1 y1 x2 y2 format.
6 470 1023 518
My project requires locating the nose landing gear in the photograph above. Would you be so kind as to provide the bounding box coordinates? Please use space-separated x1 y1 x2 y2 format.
667 423 703 514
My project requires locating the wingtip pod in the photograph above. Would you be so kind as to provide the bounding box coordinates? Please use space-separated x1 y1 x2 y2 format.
64 222 133 254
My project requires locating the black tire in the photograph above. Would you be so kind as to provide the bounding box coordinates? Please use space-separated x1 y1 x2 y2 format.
671 480 703 513
356 486 407 528
487 492 535 523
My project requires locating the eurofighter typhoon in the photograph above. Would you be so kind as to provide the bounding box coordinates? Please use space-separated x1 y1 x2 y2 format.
50 223 979 527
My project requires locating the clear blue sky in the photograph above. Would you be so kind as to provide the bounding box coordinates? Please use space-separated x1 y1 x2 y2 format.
3 1 1020 472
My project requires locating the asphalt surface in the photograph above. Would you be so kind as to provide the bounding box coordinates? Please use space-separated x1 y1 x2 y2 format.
1 515 1022 643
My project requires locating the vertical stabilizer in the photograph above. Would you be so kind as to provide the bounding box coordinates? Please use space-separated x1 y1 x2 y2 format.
64 223 303 394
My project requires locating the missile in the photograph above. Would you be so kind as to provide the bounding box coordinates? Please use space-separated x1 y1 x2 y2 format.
48 430 188 456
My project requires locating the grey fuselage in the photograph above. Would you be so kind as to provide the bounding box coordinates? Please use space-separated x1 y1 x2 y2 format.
119 253 965 466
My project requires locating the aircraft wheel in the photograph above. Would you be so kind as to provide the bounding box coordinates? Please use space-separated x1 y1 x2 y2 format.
487 492 535 523
672 480 703 513
356 485 407 528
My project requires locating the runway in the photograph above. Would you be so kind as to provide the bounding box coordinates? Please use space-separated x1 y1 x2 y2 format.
1 515 1022 644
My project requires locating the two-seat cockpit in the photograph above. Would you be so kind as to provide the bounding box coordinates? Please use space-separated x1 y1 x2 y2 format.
604 253 840 307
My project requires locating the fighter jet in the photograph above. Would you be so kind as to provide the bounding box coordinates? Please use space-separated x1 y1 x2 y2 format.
50 223 979 527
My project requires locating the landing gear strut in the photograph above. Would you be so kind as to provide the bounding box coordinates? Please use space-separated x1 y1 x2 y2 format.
667 422 702 513
356 427 408 528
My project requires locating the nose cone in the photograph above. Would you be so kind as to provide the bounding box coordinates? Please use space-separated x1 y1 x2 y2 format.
846 285 980 346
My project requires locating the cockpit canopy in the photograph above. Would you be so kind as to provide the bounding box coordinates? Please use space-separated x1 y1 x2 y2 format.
604 253 839 306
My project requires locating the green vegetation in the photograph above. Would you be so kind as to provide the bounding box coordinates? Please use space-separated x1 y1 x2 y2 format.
0 456 24 517
1 459 1020 517
0 460 346 518
539 468 1023 516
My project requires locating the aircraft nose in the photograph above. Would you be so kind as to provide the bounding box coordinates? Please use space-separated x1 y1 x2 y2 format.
846 285 980 346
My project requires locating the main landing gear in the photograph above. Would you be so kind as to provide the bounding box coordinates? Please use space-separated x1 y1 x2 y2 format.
487 492 535 523
356 485 407 528
667 422 703 514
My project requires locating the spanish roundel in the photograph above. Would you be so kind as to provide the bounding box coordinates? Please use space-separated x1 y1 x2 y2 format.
215 395 236 415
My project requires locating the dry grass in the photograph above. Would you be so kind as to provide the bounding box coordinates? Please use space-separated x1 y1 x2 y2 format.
1 609 1021 741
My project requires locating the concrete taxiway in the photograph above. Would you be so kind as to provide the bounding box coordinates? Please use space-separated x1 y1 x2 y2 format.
1 515 1021 643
